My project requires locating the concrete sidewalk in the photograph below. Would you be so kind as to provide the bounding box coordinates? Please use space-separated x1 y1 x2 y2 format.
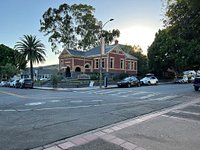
34 85 117 91
31 98 200 150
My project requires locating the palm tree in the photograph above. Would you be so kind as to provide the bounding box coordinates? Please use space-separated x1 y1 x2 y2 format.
14 35 46 81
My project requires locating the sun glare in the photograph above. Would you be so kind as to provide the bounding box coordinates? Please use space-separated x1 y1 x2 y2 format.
118 26 157 55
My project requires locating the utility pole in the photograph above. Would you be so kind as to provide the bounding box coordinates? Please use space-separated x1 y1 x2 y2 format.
99 19 114 88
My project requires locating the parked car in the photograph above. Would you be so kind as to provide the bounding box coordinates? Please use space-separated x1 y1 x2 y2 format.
19 78 33 89
117 76 140 88
4 81 10 87
140 74 158 85
8 79 15 87
174 75 188 84
0 81 7 87
10 79 20 88
193 77 200 91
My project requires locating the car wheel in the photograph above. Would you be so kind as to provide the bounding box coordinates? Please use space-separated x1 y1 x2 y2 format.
194 86 199 91
148 81 151 86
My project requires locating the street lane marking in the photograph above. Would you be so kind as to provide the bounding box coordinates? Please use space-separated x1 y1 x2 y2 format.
50 100 61 103
153 95 178 101
139 93 158 99
70 100 83 103
25 102 46 106
0 91 26 98
0 109 16 112
92 100 103 102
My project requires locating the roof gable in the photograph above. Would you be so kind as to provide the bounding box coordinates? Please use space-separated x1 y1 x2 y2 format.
59 49 70 58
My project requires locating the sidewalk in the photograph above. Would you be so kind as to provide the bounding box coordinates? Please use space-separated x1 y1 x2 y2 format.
34 85 117 91
31 98 200 150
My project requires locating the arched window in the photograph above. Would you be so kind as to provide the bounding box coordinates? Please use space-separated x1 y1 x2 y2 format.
75 67 81 72
85 64 90 68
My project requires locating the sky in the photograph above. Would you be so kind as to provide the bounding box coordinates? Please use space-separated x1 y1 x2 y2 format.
0 0 165 67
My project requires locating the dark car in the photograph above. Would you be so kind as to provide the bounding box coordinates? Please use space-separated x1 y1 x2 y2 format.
193 77 200 91
19 78 33 89
117 76 140 88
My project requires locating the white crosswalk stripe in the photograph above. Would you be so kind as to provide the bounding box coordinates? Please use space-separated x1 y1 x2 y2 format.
74 90 178 101
139 93 159 99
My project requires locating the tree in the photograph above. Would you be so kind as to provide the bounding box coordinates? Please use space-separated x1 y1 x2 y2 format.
0 64 18 80
0 44 16 66
148 0 200 77
40 3 120 53
0 44 27 80
14 35 46 81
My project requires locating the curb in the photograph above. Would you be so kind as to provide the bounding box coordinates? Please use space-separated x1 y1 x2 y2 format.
33 82 174 91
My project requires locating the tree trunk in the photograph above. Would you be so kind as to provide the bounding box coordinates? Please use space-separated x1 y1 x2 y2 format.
30 60 34 81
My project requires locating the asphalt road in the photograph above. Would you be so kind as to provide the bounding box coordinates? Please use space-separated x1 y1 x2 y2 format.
0 83 199 150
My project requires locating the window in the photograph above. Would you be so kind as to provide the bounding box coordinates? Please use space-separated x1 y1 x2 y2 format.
120 59 124 69
132 62 134 70
134 62 137 70
95 59 99 68
110 57 114 68
128 62 131 70
85 64 90 68
102 59 105 68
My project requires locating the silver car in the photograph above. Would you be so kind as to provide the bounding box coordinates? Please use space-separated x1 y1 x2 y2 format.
140 74 158 85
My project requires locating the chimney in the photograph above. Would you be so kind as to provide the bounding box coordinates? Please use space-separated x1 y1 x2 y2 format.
115 40 119 45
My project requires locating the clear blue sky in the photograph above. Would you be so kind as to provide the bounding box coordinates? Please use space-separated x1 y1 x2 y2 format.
0 0 164 66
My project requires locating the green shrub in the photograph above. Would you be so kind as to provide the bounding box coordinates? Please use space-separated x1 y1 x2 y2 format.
51 74 59 88
113 72 129 81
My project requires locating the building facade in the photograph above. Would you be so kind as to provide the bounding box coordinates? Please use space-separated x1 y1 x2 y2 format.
21 65 59 81
59 42 138 78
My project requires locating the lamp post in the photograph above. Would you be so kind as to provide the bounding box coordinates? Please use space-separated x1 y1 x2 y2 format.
99 19 114 88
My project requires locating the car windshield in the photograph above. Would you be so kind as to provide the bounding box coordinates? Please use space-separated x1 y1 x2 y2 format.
24 79 32 83
146 74 154 77
123 77 131 81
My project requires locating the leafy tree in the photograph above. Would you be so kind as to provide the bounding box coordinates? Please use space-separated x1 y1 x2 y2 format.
148 0 200 77
14 35 46 81
0 63 17 80
0 44 16 66
164 0 200 70
0 44 27 80
40 3 120 53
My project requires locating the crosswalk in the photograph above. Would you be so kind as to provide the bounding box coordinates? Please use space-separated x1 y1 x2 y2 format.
74 89 178 101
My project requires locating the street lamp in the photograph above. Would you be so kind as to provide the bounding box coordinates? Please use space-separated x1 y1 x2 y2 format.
99 19 114 88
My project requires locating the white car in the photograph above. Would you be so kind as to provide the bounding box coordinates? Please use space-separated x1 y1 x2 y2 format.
0 81 7 87
174 75 188 83
9 79 20 88
140 75 158 85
